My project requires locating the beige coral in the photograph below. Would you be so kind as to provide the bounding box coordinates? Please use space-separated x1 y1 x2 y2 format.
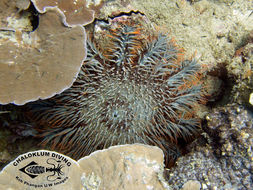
79 144 169 190
0 7 86 105
15 0 31 11
31 0 103 27
0 144 171 190
0 0 30 30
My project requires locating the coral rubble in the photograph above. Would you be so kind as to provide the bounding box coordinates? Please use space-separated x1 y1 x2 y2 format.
167 104 253 190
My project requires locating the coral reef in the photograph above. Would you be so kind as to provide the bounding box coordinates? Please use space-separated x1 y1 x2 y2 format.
0 144 171 190
0 0 32 31
15 0 31 11
97 0 252 68
227 31 253 106
0 6 86 105
166 104 253 189
0 1 251 189
31 0 103 27
0 0 107 105
28 16 206 166
79 144 169 190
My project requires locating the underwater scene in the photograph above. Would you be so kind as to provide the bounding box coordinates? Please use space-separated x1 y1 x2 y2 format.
0 0 252 189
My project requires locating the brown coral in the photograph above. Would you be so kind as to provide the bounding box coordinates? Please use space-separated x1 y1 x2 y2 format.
31 0 103 27
0 0 30 30
0 7 86 105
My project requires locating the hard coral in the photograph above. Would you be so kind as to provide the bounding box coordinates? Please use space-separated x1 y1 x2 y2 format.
28 17 206 165
0 145 170 190
79 144 170 190
16 0 31 11
0 0 31 30
0 7 86 105
31 0 103 27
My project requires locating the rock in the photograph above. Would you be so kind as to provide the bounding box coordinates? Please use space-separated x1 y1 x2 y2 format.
249 92 253 106
0 144 171 190
166 104 253 190
79 144 170 190
181 180 201 190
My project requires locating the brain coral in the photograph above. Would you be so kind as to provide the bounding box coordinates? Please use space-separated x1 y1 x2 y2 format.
28 17 206 165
